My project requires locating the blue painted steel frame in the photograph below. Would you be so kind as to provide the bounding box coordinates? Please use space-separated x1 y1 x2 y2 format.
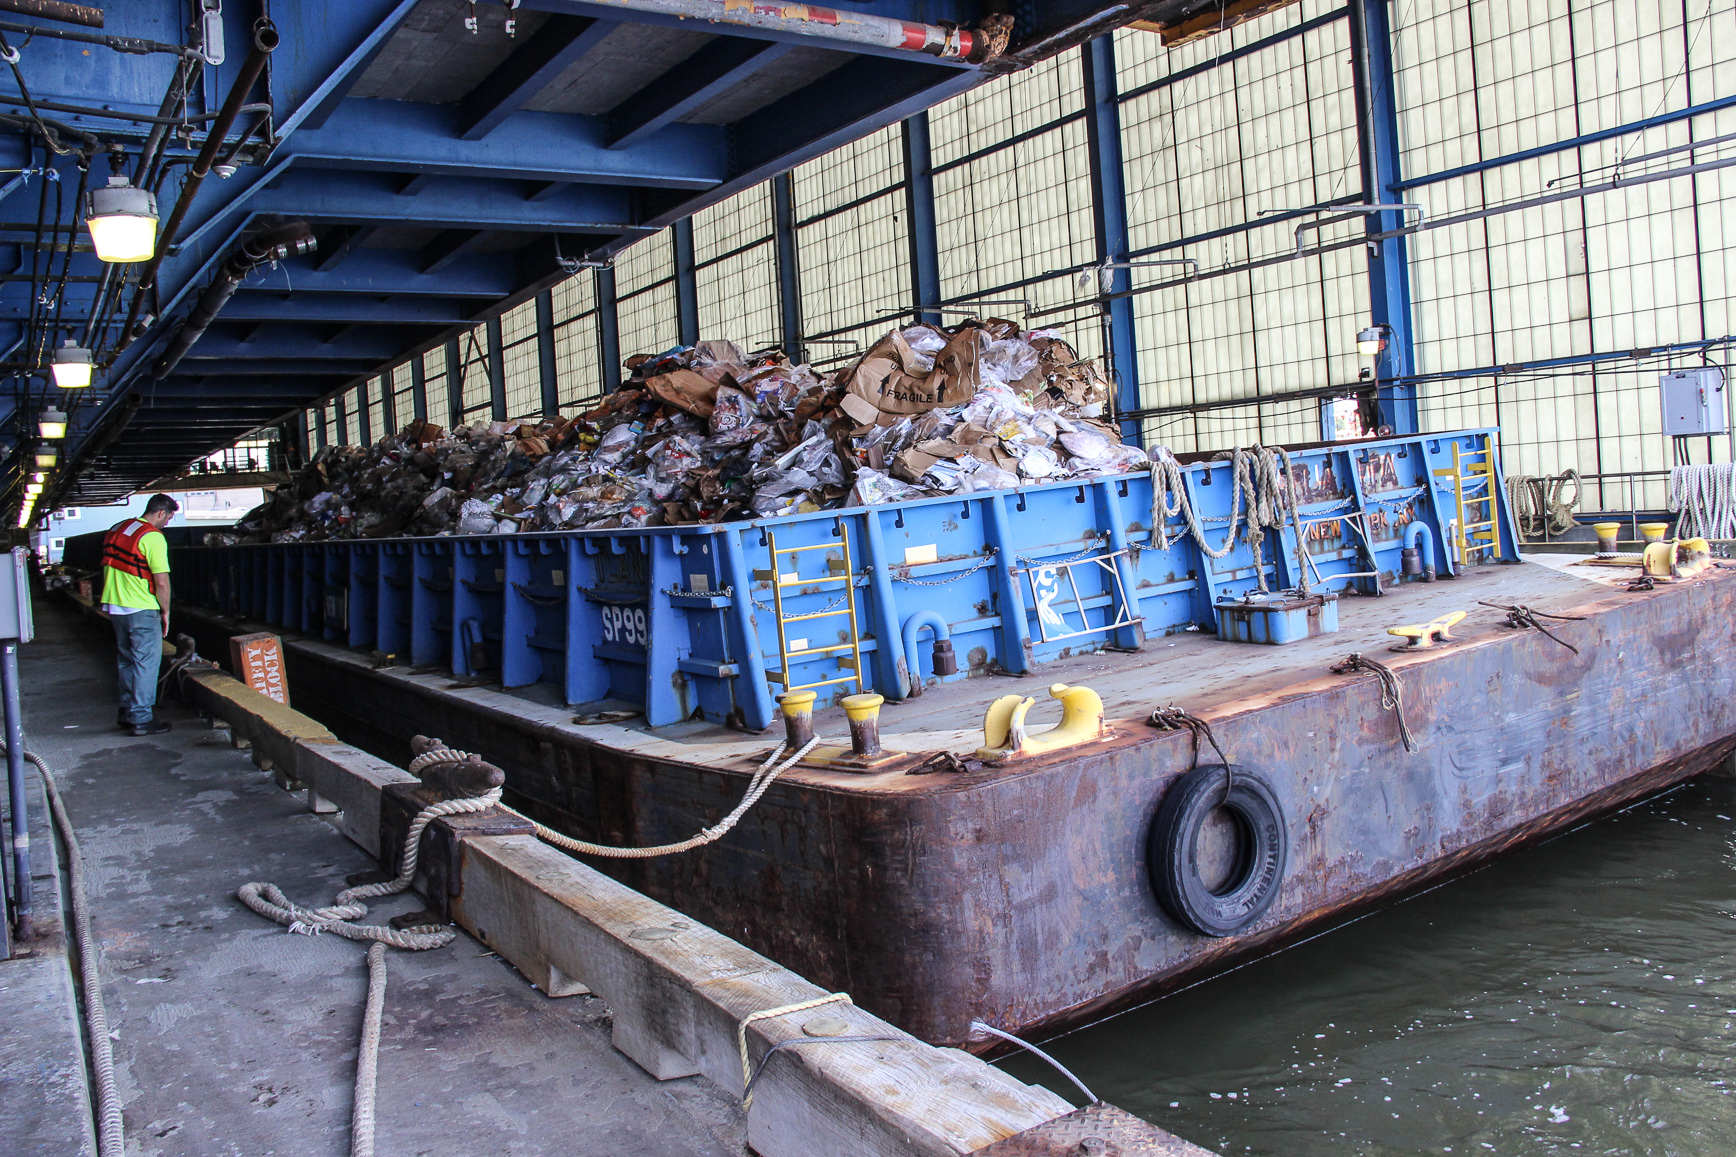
174 428 1517 734
1351 0 1418 435
1081 38 1141 444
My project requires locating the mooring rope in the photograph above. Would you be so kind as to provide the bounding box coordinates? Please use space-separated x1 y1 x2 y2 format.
1330 652 1419 753
1668 462 1736 541
1477 600 1585 654
1506 470 1581 538
2 743 125 1157
1149 444 1310 594
737 992 852 1110
413 736 819 860
1147 705 1236 802
237 779 502 1157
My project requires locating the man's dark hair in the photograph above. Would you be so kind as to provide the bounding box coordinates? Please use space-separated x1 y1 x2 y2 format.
144 493 179 516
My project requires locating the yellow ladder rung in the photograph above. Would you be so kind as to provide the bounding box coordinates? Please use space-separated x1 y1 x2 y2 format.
778 575 850 589
783 608 853 623
786 675 862 692
785 643 856 657
776 543 841 555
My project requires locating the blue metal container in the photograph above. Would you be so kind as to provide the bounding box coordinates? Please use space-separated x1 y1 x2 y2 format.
1215 590 1340 644
174 428 1518 731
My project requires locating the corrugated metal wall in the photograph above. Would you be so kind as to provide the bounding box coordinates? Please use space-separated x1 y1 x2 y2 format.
297 0 1736 514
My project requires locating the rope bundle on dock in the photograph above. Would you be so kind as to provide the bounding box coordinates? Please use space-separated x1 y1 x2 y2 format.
1668 462 1736 541
1506 470 1581 538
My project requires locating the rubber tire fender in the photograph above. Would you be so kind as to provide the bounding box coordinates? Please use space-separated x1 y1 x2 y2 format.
1147 763 1287 937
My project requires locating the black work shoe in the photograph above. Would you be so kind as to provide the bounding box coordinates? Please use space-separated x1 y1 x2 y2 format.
127 719 171 737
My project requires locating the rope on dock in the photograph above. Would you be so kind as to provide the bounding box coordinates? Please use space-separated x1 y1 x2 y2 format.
1149 445 1311 594
737 992 852 1109
414 736 820 860
1477 600 1585 654
237 783 502 1157
4 744 126 1157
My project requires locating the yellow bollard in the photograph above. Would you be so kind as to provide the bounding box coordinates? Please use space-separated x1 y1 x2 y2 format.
1639 522 1670 544
1592 522 1621 553
840 693 885 757
778 690 817 751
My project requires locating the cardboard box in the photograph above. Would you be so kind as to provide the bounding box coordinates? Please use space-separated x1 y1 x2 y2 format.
229 632 289 707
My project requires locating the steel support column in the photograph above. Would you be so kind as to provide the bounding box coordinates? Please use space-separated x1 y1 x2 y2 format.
315 407 328 449
1351 0 1418 434
772 173 804 361
596 265 621 394
1081 38 1141 444
672 217 701 346
902 112 943 326
445 338 464 428
410 356 427 421
486 316 507 421
334 391 349 445
356 380 372 445
535 289 559 415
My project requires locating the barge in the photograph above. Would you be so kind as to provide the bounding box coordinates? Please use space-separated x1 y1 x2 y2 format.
167 427 1736 1046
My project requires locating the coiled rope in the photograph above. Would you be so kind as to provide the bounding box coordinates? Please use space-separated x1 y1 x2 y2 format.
1477 600 1585 654
2 743 125 1157
237 778 503 1157
1330 653 1419 753
413 736 819 860
1506 470 1581 538
1668 462 1736 540
1148 444 1310 593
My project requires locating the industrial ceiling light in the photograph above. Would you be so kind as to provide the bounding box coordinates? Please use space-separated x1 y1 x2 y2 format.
34 449 56 467
1356 325 1389 358
84 175 159 264
30 471 44 484
51 339 94 388
25 483 41 496
38 408 68 439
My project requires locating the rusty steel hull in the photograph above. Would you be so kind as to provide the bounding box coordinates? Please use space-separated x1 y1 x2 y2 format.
176 572 1736 1047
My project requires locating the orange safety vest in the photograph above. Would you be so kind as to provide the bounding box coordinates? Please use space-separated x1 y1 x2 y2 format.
102 518 156 581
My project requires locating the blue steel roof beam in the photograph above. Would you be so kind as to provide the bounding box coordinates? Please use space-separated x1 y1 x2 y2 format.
396 172 435 196
605 38 795 151
275 0 425 136
617 55 982 246
524 181 568 202
285 98 726 190
221 292 480 326
244 248 523 298
169 358 385 376
313 225 380 272
520 1 981 67
249 168 641 234
420 229 492 274
459 15 621 141
183 323 427 362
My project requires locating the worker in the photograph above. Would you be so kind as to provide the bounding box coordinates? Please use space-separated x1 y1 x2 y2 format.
101 494 178 736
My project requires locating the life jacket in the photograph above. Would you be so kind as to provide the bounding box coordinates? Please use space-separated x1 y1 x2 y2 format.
102 519 156 581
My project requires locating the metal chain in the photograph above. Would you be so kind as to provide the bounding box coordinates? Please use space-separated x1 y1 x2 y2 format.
1016 534 1109 569
894 547 998 586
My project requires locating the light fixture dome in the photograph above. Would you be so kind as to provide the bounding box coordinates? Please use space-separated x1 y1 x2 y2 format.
51 339 93 388
84 176 159 264
39 408 68 440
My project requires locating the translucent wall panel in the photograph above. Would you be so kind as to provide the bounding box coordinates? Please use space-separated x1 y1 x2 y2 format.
694 183 780 351
422 345 451 428
390 363 415 430
1395 0 1736 505
930 54 1101 356
457 325 491 418
500 299 541 416
616 229 679 359
794 124 908 362
1116 5 1363 453
552 271 602 407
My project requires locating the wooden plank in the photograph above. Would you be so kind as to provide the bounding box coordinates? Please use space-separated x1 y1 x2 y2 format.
453 834 1074 1157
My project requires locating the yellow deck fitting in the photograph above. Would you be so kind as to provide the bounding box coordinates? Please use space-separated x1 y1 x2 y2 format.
797 691 904 772
1643 537 1712 581
1386 610 1466 651
976 683 1107 761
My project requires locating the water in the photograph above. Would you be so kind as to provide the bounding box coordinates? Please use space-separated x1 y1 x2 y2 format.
997 775 1736 1157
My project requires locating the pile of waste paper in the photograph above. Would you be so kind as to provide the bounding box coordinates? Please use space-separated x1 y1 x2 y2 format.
231 319 1150 542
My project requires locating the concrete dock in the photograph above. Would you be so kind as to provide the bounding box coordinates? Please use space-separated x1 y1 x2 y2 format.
3 601 746 1156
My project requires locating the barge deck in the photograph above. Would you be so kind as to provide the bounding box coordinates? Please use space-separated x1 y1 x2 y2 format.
174 552 1736 1049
